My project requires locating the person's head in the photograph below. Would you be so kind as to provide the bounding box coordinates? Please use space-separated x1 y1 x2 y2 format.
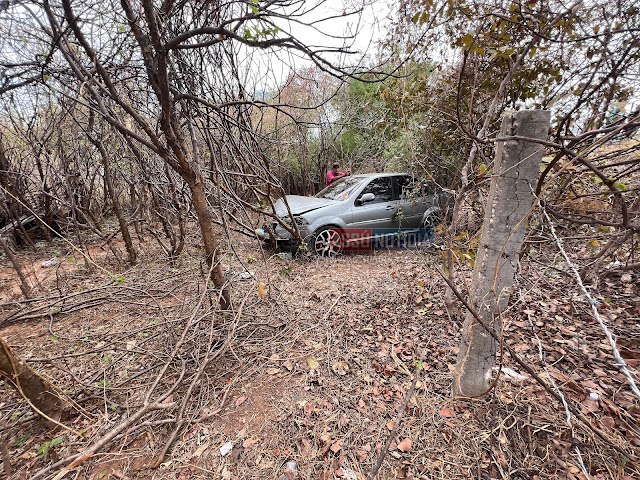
332 162 340 172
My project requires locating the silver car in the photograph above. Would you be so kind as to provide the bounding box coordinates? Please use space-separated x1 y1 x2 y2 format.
255 173 452 256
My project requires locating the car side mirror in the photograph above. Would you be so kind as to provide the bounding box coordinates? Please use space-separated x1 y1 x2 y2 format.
359 192 375 203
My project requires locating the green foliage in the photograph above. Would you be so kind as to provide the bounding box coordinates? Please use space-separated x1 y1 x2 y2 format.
346 79 384 103
383 123 421 166
36 437 63 458
283 153 302 175
398 0 640 133
336 129 365 158
242 25 280 42
333 61 468 187
279 265 293 277
14 433 30 448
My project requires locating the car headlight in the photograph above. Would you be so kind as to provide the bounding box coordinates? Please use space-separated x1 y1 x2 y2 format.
294 216 309 227
281 216 308 226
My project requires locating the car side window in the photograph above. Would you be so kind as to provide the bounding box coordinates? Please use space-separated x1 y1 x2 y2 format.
356 177 393 205
397 176 435 199
397 175 417 200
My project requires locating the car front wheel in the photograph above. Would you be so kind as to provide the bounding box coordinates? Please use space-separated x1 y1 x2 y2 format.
312 227 343 257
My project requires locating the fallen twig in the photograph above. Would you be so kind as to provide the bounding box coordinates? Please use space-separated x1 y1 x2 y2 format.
541 206 640 401
368 370 420 480
435 266 635 460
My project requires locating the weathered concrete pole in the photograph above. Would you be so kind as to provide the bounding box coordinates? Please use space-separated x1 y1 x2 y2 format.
453 110 550 397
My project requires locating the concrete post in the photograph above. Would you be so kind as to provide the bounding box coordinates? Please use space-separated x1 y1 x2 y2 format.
453 110 550 397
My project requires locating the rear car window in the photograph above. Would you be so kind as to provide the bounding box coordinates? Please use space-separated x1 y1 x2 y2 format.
397 175 417 199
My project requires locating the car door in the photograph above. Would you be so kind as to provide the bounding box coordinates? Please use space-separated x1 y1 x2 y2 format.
349 177 396 232
394 175 425 229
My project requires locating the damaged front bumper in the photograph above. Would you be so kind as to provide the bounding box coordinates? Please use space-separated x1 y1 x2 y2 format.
255 218 310 243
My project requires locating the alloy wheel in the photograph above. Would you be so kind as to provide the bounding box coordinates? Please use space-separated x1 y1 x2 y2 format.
313 228 343 257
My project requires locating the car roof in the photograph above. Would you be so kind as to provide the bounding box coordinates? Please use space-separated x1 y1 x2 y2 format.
350 173 410 179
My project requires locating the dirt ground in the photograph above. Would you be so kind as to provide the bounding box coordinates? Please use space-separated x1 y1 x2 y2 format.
0 229 639 479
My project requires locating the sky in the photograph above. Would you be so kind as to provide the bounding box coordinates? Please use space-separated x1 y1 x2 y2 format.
0 0 394 108
238 0 393 92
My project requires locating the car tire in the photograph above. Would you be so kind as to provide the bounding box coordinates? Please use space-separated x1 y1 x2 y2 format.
311 226 343 257
421 208 443 228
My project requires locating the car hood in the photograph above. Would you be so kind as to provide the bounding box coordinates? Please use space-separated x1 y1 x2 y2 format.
274 195 337 216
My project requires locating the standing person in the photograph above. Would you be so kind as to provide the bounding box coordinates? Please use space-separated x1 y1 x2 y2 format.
325 162 351 186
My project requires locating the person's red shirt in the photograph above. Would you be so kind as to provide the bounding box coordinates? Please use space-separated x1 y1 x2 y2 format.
326 170 344 186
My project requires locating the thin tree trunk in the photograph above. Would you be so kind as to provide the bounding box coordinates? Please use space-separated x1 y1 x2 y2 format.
91 135 137 265
453 110 550 397
0 236 32 299
32 149 53 242
0 134 40 248
189 178 230 310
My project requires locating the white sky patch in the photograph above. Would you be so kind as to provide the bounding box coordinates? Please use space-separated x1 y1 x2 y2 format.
236 0 392 94
0 0 394 105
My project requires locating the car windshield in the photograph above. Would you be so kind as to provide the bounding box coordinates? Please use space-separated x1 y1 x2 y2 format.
315 177 363 200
